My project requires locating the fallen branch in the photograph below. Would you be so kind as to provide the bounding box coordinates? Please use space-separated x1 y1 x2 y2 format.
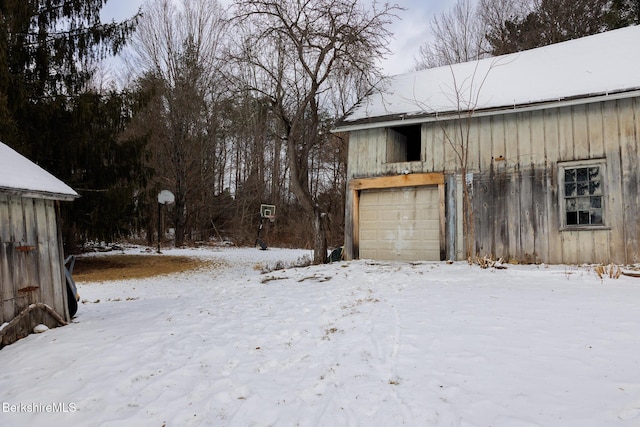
621 269 640 278
0 303 68 339
475 256 507 270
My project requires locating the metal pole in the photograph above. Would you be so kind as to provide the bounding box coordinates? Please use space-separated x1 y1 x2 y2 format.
157 202 161 254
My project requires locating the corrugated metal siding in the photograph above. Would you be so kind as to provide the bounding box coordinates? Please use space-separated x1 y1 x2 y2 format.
0 194 67 347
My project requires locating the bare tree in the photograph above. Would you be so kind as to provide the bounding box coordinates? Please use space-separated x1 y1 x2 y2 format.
128 0 228 246
229 0 400 263
416 0 490 69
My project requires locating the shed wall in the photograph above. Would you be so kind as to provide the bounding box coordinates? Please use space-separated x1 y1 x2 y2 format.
0 194 68 347
345 97 640 264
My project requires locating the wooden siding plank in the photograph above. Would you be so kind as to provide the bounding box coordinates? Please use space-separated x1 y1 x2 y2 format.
477 116 492 172
47 200 66 318
558 106 574 160
519 165 536 262
21 198 43 305
34 199 56 311
9 196 25 243
603 101 625 263
0 194 10 242
432 123 446 172
587 103 605 158
619 98 640 262
572 104 590 159
543 109 562 263
424 124 435 172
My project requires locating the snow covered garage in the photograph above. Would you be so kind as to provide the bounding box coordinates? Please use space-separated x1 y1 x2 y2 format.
336 26 640 264
0 142 78 347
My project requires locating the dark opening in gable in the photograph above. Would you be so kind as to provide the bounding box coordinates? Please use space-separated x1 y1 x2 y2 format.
387 124 421 163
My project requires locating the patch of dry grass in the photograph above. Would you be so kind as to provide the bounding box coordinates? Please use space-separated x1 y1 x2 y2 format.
72 255 212 282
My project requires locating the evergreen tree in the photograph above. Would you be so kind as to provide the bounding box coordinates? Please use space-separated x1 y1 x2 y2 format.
487 0 637 55
0 1 147 247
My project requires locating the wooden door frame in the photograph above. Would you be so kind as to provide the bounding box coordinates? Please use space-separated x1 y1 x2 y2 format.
348 172 446 260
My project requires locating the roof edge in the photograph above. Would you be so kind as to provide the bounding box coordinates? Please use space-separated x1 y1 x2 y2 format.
0 187 79 201
333 88 640 133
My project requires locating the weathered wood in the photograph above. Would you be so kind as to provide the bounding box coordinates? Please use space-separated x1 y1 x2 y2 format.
349 172 445 190
439 183 446 260
345 96 640 264
0 303 68 340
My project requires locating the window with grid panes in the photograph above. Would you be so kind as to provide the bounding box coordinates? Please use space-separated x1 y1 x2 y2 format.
562 163 604 227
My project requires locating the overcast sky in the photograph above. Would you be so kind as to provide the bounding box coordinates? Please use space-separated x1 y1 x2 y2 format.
101 0 453 76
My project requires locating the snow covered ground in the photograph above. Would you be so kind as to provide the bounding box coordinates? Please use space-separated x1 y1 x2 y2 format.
2 246 640 427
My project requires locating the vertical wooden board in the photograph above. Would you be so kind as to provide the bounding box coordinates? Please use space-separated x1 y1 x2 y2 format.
558 106 574 160
346 134 359 178
561 230 579 265
516 111 533 164
477 116 493 171
1 299 16 345
44 200 65 316
491 115 507 164
456 175 465 259
0 194 10 242
467 116 480 172
531 167 549 263
504 113 518 168
543 108 561 163
424 124 435 172
376 128 386 175
518 164 536 262
529 110 545 164
587 102 605 158
9 196 26 243
0 243 14 323
34 199 55 307
22 199 43 302
353 130 368 176
618 98 640 261
445 174 457 260
432 124 446 171
604 106 627 263
546 163 562 263
439 183 446 260
473 171 491 256
591 230 611 264
577 231 597 265
572 104 590 159
352 129 370 177
492 165 508 259
343 187 354 259
439 121 453 171
631 97 640 262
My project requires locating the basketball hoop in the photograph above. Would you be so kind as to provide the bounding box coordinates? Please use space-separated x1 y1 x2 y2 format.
260 204 276 223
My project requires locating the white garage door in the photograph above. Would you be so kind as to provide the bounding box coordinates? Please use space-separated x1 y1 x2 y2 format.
359 186 440 261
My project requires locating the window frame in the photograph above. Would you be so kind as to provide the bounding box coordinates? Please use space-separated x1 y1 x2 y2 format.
385 124 422 163
558 158 608 231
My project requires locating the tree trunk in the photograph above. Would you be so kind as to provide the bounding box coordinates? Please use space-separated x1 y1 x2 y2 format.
313 208 328 264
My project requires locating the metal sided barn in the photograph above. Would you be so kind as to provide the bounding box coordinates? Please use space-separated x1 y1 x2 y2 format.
0 142 78 347
335 26 640 264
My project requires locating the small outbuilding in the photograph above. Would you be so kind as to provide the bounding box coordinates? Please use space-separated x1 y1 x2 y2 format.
335 26 640 264
0 142 78 347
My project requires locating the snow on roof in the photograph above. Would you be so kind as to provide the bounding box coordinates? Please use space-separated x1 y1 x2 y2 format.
339 25 640 126
0 142 78 200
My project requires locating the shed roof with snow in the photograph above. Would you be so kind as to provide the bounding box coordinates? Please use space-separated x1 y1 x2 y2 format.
337 25 640 130
0 142 78 200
